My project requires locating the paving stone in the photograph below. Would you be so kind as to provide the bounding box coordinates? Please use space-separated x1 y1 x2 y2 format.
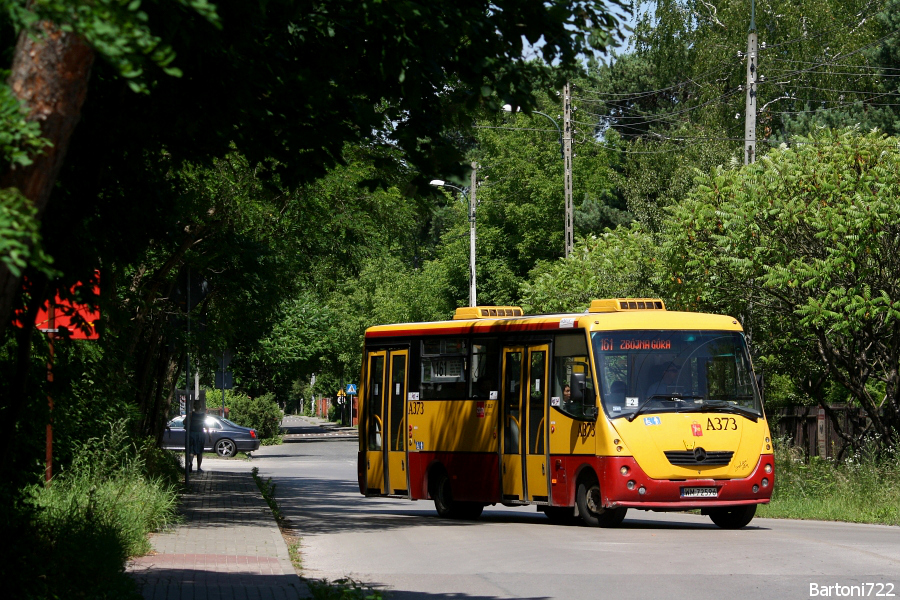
127 470 309 599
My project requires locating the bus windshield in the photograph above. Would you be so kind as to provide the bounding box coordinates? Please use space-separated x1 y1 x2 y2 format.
591 330 762 420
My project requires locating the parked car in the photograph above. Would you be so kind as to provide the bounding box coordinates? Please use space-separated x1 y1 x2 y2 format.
163 414 260 457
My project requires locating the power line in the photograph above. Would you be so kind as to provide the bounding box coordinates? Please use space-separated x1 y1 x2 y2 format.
572 60 740 102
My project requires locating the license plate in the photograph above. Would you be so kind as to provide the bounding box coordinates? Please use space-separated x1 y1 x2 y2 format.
681 486 718 498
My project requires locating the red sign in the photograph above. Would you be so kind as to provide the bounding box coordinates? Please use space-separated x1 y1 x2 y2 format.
691 423 703 437
476 401 485 418
15 273 100 339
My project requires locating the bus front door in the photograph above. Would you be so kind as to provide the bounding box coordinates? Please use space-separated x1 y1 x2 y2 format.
364 349 409 497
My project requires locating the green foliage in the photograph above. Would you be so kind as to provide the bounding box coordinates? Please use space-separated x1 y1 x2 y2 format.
581 0 890 233
3 0 219 92
0 71 55 277
604 127 736 232
0 186 54 277
251 466 284 525
465 93 626 300
663 128 900 445
136 436 183 488
759 438 900 525
520 224 660 313
0 72 49 167
3 420 179 598
307 578 384 600
225 390 282 439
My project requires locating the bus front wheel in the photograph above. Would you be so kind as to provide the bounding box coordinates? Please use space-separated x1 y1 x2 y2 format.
541 506 578 525
707 504 756 529
576 479 627 527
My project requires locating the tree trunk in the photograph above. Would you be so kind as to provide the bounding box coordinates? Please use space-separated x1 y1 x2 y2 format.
0 22 95 337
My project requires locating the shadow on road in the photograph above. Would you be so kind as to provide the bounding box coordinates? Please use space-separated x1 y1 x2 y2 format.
261 473 771 536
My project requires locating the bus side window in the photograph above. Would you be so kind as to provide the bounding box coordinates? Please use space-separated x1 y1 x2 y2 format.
420 338 468 400
552 332 597 421
470 339 499 398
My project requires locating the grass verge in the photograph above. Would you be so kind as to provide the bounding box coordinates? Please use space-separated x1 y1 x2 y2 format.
2 421 181 598
250 467 383 599
758 439 900 525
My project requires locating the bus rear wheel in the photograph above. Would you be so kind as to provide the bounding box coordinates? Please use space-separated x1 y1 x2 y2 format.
432 471 484 520
707 504 756 529
576 479 627 527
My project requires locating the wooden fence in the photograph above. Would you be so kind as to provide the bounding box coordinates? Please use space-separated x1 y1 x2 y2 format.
770 405 871 459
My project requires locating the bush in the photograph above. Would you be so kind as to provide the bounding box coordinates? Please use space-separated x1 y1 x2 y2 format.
137 437 183 488
2 420 180 598
226 390 282 439
759 437 900 525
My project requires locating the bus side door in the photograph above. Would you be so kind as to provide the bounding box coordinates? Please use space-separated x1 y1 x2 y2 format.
501 347 525 501
501 344 550 502
525 345 550 503
364 351 387 495
364 349 409 496
386 350 409 495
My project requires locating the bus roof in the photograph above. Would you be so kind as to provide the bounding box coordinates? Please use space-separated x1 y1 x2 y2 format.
364 299 743 339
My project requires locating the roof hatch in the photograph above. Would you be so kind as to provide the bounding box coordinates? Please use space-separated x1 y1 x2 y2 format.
453 306 524 320
588 298 666 313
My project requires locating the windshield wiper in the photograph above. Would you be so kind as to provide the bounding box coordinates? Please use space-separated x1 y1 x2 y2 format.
695 399 760 422
625 394 704 422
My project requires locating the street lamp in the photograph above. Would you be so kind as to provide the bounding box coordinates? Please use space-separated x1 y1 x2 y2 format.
430 177 477 307
502 104 563 159
503 98 574 258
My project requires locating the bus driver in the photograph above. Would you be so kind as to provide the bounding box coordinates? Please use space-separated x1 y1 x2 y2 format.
646 362 679 397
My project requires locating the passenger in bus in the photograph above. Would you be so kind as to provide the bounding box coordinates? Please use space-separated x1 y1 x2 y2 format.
645 362 679 397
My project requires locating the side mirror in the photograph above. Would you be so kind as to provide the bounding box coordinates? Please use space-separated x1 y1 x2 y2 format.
570 373 586 401
569 372 597 421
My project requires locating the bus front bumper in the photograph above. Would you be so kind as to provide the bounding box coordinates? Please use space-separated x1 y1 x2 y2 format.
601 454 774 510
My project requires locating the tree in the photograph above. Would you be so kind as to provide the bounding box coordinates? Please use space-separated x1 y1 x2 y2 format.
663 128 900 449
0 0 632 337
434 90 626 306
520 224 658 313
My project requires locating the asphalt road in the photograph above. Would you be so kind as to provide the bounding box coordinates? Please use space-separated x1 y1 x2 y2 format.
213 418 900 600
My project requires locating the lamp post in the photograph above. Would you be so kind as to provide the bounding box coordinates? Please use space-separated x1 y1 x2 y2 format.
503 88 574 258
503 104 563 159
430 168 477 307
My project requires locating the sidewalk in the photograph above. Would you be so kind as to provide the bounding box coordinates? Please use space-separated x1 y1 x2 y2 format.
127 470 309 599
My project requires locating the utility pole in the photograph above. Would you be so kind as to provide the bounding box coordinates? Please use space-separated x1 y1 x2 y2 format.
184 267 191 483
744 0 758 165
563 81 574 257
469 162 477 307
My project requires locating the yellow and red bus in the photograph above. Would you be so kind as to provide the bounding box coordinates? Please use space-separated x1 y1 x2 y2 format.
358 299 774 528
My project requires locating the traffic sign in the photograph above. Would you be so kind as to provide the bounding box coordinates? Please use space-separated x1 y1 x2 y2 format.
215 370 234 389
346 383 357 395
337 389 346 397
